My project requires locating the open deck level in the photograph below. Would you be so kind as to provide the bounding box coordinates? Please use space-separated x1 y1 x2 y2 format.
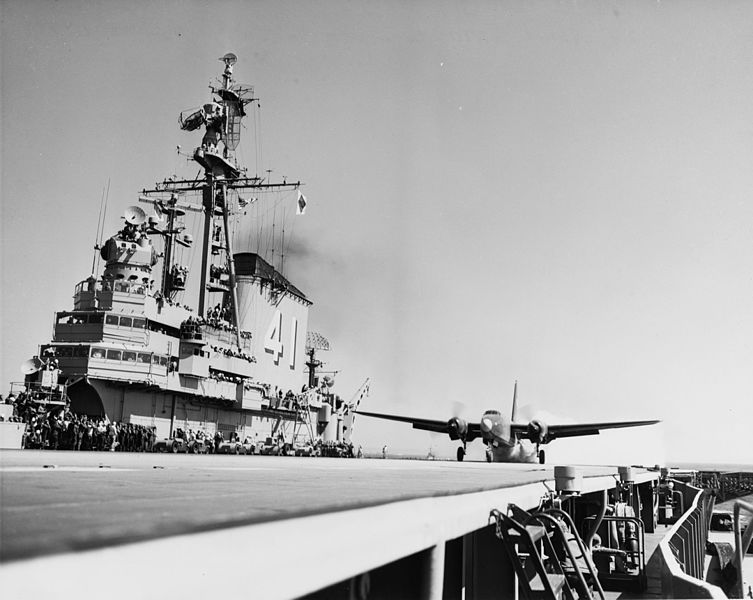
1 450 661 599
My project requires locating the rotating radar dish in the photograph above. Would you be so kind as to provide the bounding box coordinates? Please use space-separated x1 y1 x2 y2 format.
124 205 147 225
306 331 331 352
21 357 43 375
220 52 237 67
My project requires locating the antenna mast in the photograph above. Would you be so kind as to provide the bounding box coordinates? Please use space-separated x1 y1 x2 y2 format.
142 53 303 348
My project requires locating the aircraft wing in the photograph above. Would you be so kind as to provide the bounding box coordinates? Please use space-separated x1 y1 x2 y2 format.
510 419 660 441
355 410 482 436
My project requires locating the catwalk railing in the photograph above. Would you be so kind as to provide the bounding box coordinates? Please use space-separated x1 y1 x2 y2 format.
657 480 725 599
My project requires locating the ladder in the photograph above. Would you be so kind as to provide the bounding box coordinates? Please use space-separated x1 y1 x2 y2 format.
491 504 605 600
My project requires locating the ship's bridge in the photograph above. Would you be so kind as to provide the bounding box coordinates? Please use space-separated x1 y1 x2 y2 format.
74 277 150 312
54 310 149 345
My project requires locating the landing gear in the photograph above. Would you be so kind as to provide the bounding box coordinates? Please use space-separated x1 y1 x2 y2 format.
538 448 546 464
456 446 465 462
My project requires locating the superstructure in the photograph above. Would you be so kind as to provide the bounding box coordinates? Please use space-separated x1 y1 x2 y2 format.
13 54 364 452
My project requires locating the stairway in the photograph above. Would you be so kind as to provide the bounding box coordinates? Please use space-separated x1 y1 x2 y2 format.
491 504 605 600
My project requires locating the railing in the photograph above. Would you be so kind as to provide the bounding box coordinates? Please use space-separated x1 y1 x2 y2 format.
733 500 753 598
75 277 151 296
657 480 726 598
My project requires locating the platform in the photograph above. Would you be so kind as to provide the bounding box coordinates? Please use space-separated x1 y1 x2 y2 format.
0 450 659 599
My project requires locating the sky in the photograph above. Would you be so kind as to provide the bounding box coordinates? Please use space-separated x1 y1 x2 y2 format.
2 1 752 465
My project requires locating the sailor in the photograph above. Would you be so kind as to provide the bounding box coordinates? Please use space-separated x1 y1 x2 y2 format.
382 444 387 459
74 418 84 451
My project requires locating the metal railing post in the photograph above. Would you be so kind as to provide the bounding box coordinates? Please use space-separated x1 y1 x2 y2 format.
421 543 446 600
733 500 753 599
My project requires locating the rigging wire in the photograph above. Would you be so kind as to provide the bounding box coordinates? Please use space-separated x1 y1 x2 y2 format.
94 179 111 277
91 181 107 276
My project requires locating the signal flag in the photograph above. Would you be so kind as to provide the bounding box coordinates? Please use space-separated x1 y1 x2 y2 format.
296 191 307 215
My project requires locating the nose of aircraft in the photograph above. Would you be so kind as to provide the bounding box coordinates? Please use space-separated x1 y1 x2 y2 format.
480 412 512 446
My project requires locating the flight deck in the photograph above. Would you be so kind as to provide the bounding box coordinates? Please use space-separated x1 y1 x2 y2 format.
1 450 665 599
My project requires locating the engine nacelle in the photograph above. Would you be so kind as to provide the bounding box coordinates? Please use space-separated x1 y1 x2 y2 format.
527 419 549 444
447 417 468 441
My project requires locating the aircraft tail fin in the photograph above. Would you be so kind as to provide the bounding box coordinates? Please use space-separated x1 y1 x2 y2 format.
511 380 518 423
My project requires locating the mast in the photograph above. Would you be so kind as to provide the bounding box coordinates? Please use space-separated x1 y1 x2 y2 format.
219 181 242 347
198 182 213 318
160 198 177 296
142 53 302 347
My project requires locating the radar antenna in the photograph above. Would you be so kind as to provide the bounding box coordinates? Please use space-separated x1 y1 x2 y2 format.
124 205 147 225
305 331 331 390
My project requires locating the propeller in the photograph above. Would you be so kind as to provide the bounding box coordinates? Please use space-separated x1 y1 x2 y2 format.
527 419 549 444
447 416 468 441
451 399 466 419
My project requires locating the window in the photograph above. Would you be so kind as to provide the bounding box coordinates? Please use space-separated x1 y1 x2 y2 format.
159 356 168 367
119 316 133 328
152 355 161 365
132 318 146 329
106 350 122 361
138 353 151 364
91 347 105 359
106 315 119 325
122 351 137 362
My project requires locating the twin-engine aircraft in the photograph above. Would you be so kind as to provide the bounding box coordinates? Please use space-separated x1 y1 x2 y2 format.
356 383 660 463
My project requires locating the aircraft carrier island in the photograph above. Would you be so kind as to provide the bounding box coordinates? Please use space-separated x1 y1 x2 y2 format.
1 55 752 599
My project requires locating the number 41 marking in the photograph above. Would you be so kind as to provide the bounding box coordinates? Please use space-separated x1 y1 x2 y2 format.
265 310 298 369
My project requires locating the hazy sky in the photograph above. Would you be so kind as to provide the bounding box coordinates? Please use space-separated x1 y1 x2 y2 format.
2 1 752 465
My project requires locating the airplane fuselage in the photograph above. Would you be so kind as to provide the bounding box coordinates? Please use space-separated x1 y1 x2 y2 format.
479 409 538 463
485 438 538 463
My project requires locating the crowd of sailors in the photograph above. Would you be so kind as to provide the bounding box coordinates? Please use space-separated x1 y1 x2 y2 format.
1 392 156 451
209 264 229 281
180 312 239 337
209 344 255 362
2 391 366 458
208 370 245 384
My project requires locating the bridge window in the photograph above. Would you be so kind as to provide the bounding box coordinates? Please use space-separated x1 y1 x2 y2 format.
132 318 146 329
122 351 137 362
159 356 168 367
106 350 122 361
106 315 119 325
57 312 104 325
138 353 151 364
119 316 133 327
151 355 160 365
91 347 106 359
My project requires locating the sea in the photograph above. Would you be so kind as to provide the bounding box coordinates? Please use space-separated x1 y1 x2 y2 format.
671 461 753 473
